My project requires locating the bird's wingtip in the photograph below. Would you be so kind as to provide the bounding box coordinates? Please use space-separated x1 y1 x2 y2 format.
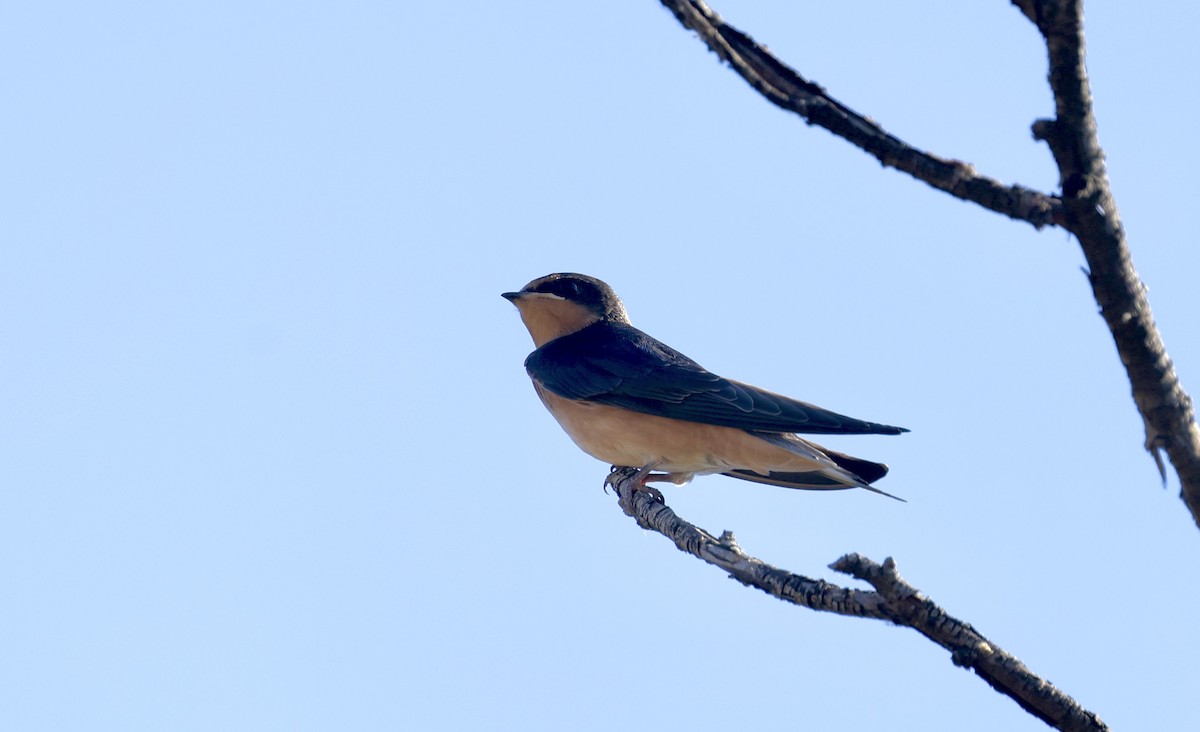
861 483 907 502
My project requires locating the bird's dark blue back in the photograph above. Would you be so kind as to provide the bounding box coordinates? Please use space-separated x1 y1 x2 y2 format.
525 320 906 436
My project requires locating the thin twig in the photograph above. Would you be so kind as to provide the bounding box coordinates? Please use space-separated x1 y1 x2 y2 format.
610 469 1108 732
657 0 1062 228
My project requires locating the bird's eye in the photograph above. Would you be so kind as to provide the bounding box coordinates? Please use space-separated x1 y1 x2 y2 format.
547 279 583 298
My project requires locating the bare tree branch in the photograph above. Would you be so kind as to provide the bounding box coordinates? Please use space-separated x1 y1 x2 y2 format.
656 0 1200 526
657 0 1062 228
1010 0 1200 522
610 469 1109 732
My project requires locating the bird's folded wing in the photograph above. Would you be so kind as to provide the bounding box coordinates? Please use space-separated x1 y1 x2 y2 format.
525 321 906 436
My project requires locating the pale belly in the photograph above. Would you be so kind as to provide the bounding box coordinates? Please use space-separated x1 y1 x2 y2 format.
533 383 830 477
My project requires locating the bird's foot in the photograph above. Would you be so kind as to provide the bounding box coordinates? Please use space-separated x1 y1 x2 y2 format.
633 483 665 504
605 465 665 504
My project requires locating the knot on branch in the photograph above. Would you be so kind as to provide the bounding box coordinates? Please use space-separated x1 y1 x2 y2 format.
831 554 922 603
951 641 996 668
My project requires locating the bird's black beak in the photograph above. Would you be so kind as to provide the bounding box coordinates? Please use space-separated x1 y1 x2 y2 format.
501 291 523 302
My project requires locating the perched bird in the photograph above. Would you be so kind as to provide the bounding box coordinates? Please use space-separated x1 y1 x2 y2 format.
503 273 907 500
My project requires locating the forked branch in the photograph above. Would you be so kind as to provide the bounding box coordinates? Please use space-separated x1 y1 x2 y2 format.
656 0 1200 526
610 469 1108 732
1010 0 1200 524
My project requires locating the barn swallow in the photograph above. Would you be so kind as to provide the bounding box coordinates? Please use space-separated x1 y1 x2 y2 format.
503 273 907 500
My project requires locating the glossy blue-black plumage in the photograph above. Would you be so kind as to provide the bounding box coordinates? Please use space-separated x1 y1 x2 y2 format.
525 320 907 436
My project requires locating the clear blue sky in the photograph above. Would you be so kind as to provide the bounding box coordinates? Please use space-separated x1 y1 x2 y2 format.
3 2 1198 730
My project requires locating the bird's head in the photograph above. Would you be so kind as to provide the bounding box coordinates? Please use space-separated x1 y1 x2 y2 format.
502 273 630 346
